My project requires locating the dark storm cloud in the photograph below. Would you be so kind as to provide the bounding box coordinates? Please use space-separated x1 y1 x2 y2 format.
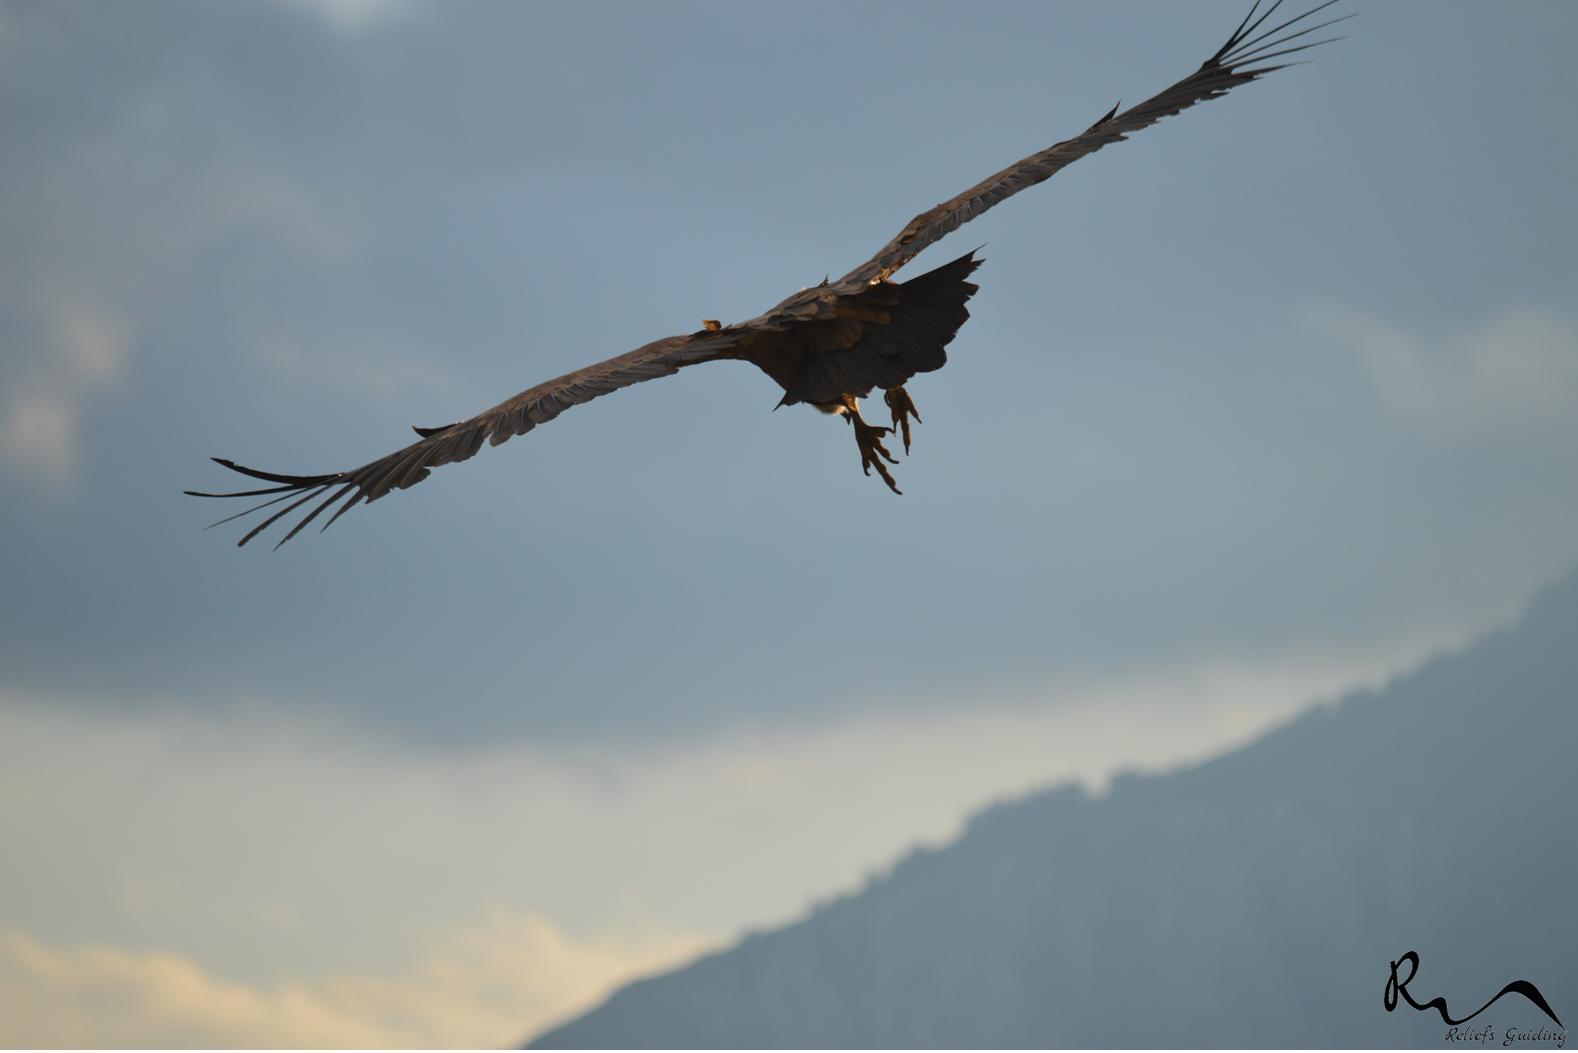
2 1 1577 746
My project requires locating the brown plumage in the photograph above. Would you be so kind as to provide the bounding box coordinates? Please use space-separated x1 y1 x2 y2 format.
189 0 1346 548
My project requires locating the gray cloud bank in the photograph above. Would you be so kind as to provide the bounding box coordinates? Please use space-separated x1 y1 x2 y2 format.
2 0 1576 746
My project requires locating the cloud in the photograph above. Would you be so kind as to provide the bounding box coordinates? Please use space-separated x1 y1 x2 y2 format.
274 0 415 35
0 928 389 1048
0 913 703 1049
1 393 76 483
253 332 468 404
1315 298 1578 438
0 629 1444 1043
0 295 130 484
53 296 127 384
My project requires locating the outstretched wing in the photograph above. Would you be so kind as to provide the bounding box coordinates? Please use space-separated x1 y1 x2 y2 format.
187 332 728 548
835 0 1348 288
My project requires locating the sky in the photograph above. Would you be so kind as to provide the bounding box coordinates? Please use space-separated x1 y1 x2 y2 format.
2 0 1577 1045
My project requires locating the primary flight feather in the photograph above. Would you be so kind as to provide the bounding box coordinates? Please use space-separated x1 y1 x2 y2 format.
189 0 1347 548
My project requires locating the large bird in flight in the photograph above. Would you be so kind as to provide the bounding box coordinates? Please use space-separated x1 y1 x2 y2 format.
190 0 1346 548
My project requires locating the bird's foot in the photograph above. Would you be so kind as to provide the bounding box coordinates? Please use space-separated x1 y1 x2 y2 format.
842 399 901 494
883 386 922 455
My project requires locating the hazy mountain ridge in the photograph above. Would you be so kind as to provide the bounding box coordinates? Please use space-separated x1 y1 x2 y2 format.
529 570 1578 1048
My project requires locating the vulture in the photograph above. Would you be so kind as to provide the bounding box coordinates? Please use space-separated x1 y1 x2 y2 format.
190 0 1346 548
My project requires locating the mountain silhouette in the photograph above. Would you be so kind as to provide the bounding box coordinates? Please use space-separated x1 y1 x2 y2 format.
528 570 1578 1048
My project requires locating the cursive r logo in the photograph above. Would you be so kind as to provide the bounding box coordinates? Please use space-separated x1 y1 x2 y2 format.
1385 951 1564 1029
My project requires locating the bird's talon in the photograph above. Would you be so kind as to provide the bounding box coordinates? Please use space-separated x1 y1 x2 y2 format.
884 386 922 455
848 410 902 492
